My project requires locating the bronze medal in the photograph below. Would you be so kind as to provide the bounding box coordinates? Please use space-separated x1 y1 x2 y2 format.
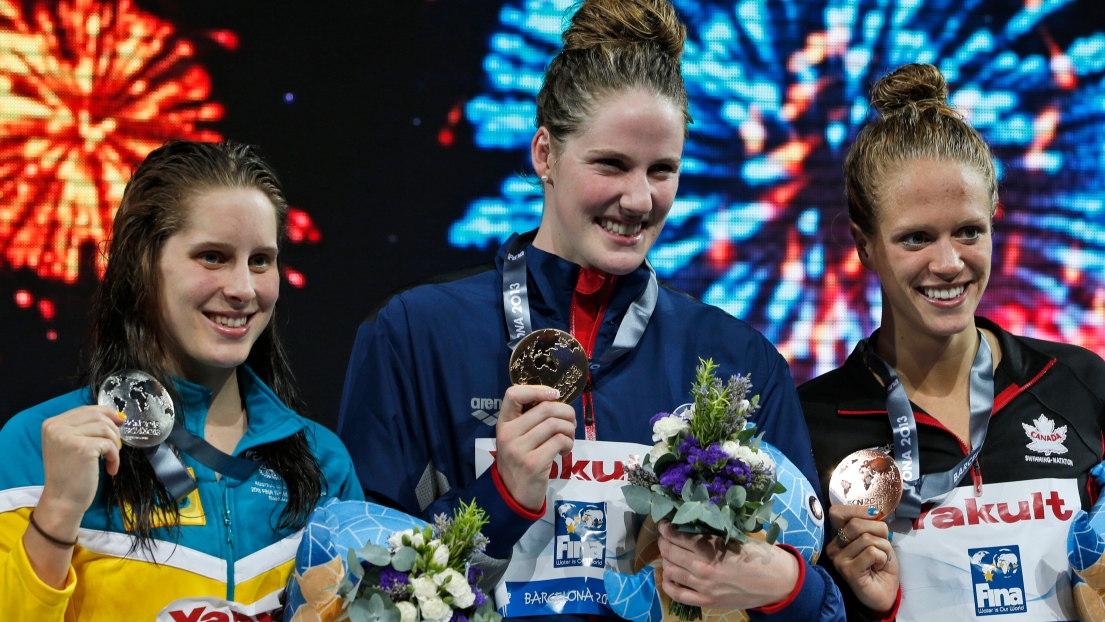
97 370 175 448
828 448 903 518
509 328 589 405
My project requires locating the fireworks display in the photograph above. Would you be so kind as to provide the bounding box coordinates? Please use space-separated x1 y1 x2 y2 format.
449 0 1105 381
0 0 229 283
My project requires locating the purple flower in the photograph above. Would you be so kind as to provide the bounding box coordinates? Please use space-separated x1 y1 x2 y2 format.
379 567 410 591
659 462 693 495
649 411 672 426
467 566 483 583
451 612 469 622
678 434 700 455
473 589 488 607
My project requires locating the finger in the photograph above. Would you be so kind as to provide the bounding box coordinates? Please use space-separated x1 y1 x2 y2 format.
101 438 122 477
499 385 561 422
661 573 706 608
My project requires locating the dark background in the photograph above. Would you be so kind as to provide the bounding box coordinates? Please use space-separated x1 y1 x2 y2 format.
3 0 1105 432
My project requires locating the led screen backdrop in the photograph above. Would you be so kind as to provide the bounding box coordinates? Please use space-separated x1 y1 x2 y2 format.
1 0 1104 430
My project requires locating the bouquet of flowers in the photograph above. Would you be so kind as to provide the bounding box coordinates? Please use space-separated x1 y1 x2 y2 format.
622 359 785 621
286 499 501 622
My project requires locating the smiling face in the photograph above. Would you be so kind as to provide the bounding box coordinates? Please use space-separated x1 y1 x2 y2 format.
531 88 685 275
853 158 993 340
157 187 280 386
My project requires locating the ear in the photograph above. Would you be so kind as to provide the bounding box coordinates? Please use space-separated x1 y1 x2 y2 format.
849 222 876 270
531 127 553 181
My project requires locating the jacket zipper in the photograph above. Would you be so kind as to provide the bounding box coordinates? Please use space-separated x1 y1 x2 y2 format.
223 482 235 600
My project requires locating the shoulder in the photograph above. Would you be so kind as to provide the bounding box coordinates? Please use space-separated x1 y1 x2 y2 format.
2 389 91 440
367 263 498 324
797 366 851 403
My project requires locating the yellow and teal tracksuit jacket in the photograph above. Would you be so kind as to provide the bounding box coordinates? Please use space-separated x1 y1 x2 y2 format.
0 366 363 621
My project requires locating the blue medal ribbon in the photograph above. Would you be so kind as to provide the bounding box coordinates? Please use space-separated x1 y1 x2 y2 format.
860 330 994 519
500 231 657 366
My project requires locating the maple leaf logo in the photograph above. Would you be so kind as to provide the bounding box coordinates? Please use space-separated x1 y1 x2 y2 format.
1022 415 1068 456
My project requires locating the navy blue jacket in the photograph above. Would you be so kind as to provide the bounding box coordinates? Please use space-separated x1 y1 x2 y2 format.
339 233 843 621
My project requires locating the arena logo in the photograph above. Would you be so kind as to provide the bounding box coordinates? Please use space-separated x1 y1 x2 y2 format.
554 500 606 568
911 491 1074 530
469 397 501 425
968 546 1026 616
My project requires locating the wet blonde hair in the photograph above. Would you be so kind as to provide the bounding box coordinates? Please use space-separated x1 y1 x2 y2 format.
536 0 691 157
845 63 998 234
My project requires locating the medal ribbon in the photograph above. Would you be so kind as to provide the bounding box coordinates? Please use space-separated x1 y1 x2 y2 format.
144 422 263 500
501 232 657 365
860 330 994 519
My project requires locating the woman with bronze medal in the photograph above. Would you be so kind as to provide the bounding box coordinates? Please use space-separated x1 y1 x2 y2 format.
800 63 1105 621
0 141 363 620
338 0 842 620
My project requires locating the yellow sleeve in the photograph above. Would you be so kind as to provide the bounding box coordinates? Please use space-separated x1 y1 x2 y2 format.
0 511 75 622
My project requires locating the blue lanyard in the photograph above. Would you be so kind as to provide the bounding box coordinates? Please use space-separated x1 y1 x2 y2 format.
500 232 658 366
860 331 995 519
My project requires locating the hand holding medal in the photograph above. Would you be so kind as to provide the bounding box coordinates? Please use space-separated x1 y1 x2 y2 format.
828 448 903 520
96 370 175 448
494 329 587 512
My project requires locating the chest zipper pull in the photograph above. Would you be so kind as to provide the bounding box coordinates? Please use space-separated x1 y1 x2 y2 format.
583 376 596 441
972 460 984 496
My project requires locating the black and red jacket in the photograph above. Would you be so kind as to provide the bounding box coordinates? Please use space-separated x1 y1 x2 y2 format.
798 316 1105 621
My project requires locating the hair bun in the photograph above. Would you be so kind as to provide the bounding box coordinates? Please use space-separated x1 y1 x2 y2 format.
870 63 948 115
562 0 685 60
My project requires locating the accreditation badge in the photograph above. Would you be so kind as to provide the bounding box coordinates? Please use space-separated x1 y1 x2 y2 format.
889 478 1079 621
475 438 649 617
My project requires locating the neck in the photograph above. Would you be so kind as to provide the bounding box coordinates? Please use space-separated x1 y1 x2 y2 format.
188 367 244 427
875 315 979 395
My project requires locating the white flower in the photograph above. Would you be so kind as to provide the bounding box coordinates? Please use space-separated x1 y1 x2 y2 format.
396 601 419 622
737 399 751 414
432 543 451 567
649 440 670 463
389 529 414 550
721 441 741 459
419 597 453 622
411 575 440 601
435 568 475 608
409 532 426 547
652 414 689 442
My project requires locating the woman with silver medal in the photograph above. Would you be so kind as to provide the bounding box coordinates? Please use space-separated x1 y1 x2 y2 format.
338 0 843 620
799 63 1105 621
0 141 363 621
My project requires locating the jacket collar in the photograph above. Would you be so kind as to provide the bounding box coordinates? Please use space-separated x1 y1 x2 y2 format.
835 317 1056 415
495 230 651 333
172 365 306 453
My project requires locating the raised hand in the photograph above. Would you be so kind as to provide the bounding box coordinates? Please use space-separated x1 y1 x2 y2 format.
825 504 899 614
494 384 577 511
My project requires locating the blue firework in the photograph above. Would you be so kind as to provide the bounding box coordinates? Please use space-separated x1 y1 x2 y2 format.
449 0 1105 381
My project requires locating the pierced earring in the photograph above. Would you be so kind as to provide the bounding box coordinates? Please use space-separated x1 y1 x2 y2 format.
541 174 549 183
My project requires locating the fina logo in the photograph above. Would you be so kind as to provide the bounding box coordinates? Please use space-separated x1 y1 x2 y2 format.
968 545 1026 616
554 500 606 568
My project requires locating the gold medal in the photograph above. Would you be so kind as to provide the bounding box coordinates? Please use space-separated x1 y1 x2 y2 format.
509 328 589 405
97 370 175 448
828 448 903 518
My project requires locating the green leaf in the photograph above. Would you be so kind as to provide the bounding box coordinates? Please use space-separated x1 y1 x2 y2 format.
391 546 416 572
347 549 365 580
699 504 726 531
774 481 787 494
774 516 789 531
653 452 677 474
724 485 747 508
754 502 775 522
672 501 704 524
358 543 392 567
765 522 781 544
623 485 653 515
691 482 709 503
650 494 676 523
742 516 759 532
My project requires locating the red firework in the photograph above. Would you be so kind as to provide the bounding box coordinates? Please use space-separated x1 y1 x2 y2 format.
0 0 228 282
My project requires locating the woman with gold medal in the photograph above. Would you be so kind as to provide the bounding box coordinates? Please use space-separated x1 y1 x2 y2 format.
337 0 842 620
